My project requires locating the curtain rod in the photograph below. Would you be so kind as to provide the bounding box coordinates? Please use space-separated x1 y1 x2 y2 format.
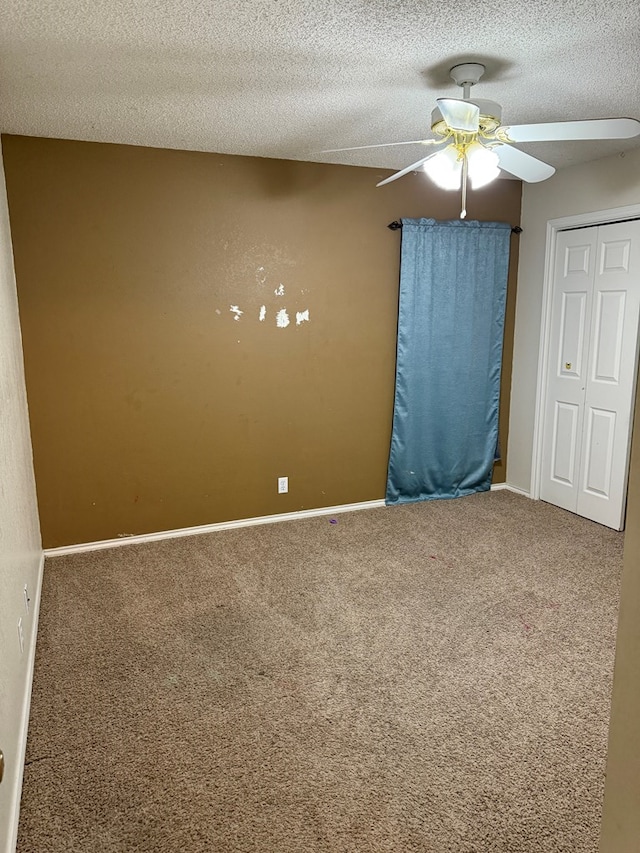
387 220 522 234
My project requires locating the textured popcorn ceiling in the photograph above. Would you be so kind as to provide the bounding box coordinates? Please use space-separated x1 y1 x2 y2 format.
1 0 639 173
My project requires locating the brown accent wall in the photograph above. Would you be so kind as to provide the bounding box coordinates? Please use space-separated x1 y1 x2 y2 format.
2 135 521 548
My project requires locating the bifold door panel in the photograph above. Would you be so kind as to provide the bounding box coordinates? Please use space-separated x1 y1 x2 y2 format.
541 230 596 515
540 220 640 530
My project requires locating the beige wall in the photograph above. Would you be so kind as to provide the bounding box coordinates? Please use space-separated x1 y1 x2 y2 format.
509 145 640 851
0 140 42 853
508 147 640 492
600 384 640 852
2 135 521 548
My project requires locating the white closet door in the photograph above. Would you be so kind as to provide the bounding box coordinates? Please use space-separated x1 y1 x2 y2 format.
540 219 640 530
540 229 597 514
576 220 640 529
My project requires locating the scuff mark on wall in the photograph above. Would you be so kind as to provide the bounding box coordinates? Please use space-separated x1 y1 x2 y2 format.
274 283 285 296
230 305 243 321
276 308 290 328
259 305 266 322
215 308 221 315
296 310 310 326
256 266 266 285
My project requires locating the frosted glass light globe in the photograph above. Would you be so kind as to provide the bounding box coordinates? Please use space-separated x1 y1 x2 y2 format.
467 142 501 188
423 146 463 191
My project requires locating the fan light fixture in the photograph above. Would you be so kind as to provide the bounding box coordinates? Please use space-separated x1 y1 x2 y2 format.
423 141 500 192
421 67 506 215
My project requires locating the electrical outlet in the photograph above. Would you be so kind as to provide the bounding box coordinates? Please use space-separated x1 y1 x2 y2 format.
17 618 24 654
277 476 288 494
24 584 30 614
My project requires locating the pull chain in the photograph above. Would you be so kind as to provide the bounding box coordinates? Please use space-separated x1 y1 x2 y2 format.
460 155 468 219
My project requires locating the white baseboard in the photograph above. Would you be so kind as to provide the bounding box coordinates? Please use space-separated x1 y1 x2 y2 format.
7 551 44 853
44 499 388 557
44 486 535 558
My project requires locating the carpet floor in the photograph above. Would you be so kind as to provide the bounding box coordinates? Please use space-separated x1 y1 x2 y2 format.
18 491 623 852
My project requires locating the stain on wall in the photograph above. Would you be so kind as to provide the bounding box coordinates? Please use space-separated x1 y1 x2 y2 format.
2 135 521 547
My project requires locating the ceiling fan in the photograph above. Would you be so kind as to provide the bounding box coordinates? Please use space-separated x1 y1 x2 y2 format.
323 62 640 218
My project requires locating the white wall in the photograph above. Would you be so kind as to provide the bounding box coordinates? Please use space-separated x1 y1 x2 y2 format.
0 139 42 853
507 146 640 491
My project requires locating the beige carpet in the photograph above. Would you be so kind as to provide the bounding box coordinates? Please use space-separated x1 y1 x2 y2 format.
18 491 623 852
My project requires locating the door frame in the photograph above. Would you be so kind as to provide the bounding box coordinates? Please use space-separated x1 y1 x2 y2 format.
531 202 640 500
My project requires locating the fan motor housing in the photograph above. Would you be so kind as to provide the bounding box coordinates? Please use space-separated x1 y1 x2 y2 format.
431 98 503 137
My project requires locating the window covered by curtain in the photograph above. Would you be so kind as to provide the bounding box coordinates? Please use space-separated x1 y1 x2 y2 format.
386 218 511 505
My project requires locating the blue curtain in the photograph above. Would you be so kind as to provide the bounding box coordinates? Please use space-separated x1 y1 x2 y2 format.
385 218 511 505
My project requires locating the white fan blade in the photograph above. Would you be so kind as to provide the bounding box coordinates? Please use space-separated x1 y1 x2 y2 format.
501 117 640 143
321 139 441 154
436 98 480 132
376 152 440 187
495 144 556 183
